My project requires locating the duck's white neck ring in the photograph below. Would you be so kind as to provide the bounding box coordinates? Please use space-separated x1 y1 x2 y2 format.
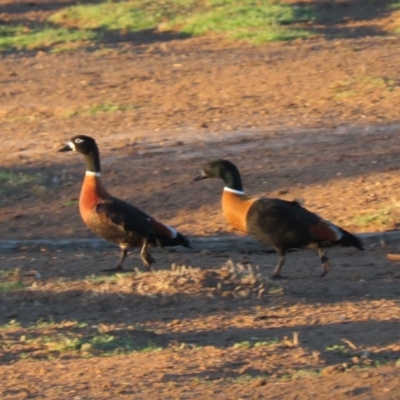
224 187 245 195
86 171 101 177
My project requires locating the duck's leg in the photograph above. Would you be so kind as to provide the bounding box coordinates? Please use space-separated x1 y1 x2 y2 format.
318 248 331 277
102 246 128 272
271 249 288 279
140 239 156 271
156 238 168 253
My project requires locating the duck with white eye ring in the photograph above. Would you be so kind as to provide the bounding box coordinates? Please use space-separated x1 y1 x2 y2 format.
59 135 191 272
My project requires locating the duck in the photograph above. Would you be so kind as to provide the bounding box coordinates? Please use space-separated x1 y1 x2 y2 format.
58 135 190 272
193 159 363 278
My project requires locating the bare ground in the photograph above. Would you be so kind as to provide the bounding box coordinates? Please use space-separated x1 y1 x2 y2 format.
1 245 400 399
2 0 400 398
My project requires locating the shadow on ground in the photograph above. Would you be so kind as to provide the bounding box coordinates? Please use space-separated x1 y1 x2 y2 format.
2 124 400 239
295 0 400 39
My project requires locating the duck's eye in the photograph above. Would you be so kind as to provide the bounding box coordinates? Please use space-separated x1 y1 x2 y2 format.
74 138 84 144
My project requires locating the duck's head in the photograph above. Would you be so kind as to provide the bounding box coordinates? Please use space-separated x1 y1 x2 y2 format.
193 159 243 191
58 135 98 155
193 159 239 181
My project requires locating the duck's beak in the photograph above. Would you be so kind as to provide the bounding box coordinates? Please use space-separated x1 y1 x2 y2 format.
58 142 73 152
193 170 207 182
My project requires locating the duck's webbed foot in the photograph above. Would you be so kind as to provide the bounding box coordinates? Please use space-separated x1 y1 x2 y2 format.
140 239 156 271
101 247 127 272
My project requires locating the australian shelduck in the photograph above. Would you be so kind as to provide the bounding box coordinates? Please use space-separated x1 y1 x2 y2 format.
59 135 190 271
193 159 363 278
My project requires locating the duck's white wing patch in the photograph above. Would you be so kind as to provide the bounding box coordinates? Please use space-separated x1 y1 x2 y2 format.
324 219 343 240
148 217 178 238
163 223 177 238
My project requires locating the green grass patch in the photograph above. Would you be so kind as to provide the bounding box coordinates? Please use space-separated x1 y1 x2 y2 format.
169 0 315 43
388 2 400 10
329 76 399 99
83 273 130 285
387 1 400 33
0 170 45 202
0 25 95 51
325 344 348 354
226 374 270 384
0 269 18 279
33 319 89 330
49 0 181 32
0 171 41 190
0 319 21 329
351 205 400 228
49 0 315 44
390 2 400 34
0 281 26 293
63 199 79 207
1 320 163 361
63 102 136 118
231 338 280 349
1 319 88 331
28 332 160 355
279 368 321 380
232 340 252 349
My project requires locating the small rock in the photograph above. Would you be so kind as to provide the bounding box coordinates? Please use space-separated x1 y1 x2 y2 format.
251 378 267 388
293 351 307 359
321 364 344 376
239 366 250 374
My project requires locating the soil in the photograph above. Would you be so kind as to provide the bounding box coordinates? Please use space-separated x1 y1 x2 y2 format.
1 1 400 398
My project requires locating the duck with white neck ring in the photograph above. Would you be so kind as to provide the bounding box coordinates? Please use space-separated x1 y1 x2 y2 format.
193 159 363 279
59 135 191 272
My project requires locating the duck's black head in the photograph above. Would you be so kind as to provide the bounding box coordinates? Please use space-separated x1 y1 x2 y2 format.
59 135 101 173
193 159 243 191
58 135 98 155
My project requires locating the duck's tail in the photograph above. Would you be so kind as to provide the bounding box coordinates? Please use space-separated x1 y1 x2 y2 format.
160 232 191 248
338 229 364 250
